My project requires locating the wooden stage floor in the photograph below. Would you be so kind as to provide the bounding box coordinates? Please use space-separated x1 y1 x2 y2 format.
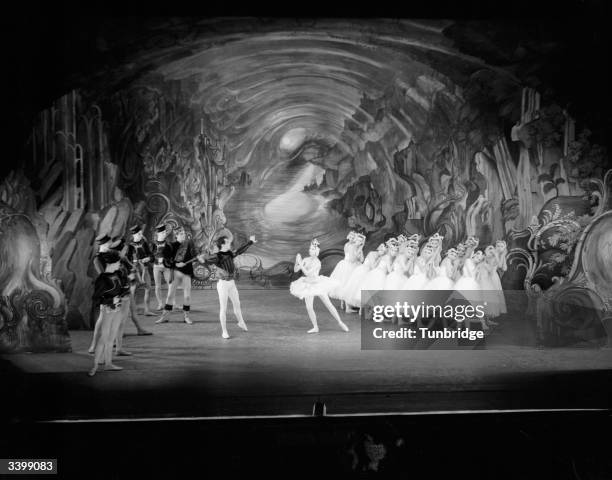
2 289 612 421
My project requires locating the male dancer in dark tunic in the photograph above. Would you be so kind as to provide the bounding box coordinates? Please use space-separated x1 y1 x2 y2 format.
127 224 155 317
199 235 256 339
89 233 116 354
151 224 176 310
156 226 198 325
89 251 124 377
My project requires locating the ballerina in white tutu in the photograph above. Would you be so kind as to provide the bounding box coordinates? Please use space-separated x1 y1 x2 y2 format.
452 242 467 281
343 240 384 309
329 231 362 306
424 248 458 290
402 243 435 290
358 240 396 305
477 245 505 322
427 233 444 268
454 250 488 330
290 239 349 333
383 238 414 290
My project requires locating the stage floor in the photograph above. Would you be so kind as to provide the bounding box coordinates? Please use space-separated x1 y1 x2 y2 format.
2 289 612 421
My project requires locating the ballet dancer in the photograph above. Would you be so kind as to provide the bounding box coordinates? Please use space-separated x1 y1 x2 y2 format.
455 250 488 330
89 251 125 377
341 238 382 310
383 238 414 290
151 224 176 311
403 243 435 290
199 235 256 339
290 239 349 333
478 245 504 324
425 247 458 290
358 239 395 304
330 231 363 310
156 226 199 324
127 224 155 317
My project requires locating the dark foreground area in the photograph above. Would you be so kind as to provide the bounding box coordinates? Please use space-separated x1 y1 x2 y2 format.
2 411 611 478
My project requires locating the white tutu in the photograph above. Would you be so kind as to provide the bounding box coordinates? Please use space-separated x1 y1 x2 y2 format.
454 259 484 305
329 259 360 299
290 275 340 300
357 261 389 304
384 270 408 290
424 258 455 290
341 252 378 306
477 265 503 318
402 262 429 290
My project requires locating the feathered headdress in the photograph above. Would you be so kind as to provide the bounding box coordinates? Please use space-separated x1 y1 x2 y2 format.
428 233 444 244
311 238 320 248
396 234 408 244
445 248 458 257
386 237 399 247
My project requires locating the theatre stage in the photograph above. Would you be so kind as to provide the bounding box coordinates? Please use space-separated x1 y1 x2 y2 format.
2 288 612 421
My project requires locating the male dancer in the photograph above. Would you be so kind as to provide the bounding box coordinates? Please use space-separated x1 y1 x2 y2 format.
89 233 116 354
127 224 155 317
156 226 199 325
89 251 124 377
199 235 256 339
151 224 176 310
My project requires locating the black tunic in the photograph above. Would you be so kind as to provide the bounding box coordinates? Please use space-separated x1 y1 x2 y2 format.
127 239 153 263
170 240 198 277
92 272 124 307
151 241 174 268
203 241 253 279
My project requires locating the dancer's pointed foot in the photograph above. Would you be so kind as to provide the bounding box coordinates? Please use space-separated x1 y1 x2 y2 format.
117 350 132 356
104 364 123 371
88 347 95 354
137 329 153 335
155 312 169 324
222 331 230 339
184 314 193 325
237 321 248 331
308 327 319 334
155 304 163 311
338 321 349 332
143 310 155 317
88 367 97 377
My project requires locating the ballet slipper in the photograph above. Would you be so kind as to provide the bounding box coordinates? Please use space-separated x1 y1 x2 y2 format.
137 329 152 335
237 321 248 331
143 310 155 317
338 321 349 332
104 364 123 371
184 315 193 325
117 350 132 356
155 304 164 311
222 332 230 339
155 312 170 324
88 347 95 354
307 327 319 334
88 368 97 377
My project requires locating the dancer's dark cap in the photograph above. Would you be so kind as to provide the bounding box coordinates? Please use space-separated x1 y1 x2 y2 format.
100 251 121 264
130 224 142 234
111 236 125 250
96 233 111 244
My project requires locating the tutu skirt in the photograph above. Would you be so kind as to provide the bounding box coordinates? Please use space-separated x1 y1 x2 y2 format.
290 275 339 300
342 264 373 306
454 276 483 305
383 271 408 290
357 267 388 305
329 259 359 299
424 275 455 290
402 272 429 290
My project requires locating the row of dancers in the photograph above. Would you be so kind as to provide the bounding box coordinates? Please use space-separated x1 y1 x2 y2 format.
88 223 256 376
327 231 508 328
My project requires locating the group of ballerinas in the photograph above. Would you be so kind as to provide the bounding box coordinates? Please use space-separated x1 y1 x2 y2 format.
324 230 508 329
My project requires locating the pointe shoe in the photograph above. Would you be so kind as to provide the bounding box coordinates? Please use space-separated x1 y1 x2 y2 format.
307 327 319 334
184 315 193 325
88 368 97 377
117 350 133 356
137 329 153 335
338 321 349 332
105 364 123 371
88 347 95 354
237 321 248 331
155 312 170 324
222 332 230 339
155 304 163 311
